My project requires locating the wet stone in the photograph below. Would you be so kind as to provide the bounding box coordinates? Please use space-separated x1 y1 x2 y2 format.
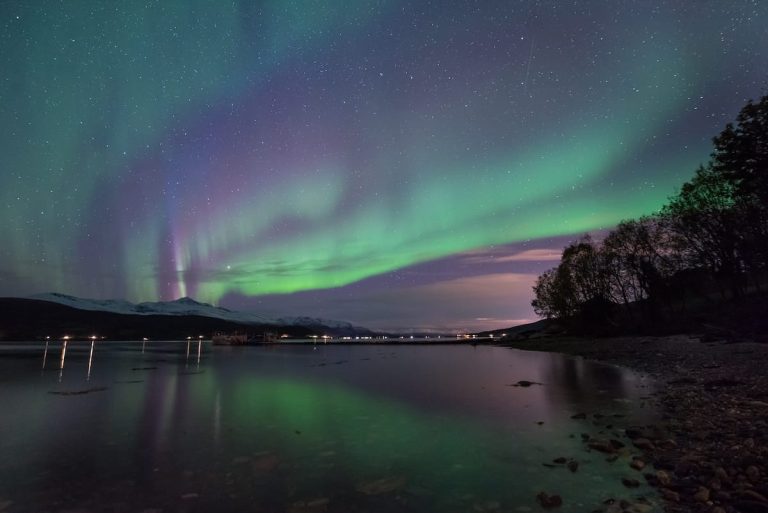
622 478 640 488
536 492 562 509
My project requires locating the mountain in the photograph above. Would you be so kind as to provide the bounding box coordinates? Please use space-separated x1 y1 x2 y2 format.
31 293 277 325
0 294 375 340
474 318 561 340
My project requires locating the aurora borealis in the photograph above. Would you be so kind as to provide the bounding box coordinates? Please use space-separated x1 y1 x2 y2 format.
1 1 766 331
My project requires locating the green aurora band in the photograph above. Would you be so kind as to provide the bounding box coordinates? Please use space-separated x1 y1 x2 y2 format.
1 1 766 307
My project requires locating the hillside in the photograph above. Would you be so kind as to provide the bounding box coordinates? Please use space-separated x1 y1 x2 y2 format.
0 296 375 340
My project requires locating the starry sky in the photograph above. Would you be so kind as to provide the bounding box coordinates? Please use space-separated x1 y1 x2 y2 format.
1 1 766 332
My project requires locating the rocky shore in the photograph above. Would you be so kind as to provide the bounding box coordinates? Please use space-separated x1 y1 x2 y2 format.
505 335 768 513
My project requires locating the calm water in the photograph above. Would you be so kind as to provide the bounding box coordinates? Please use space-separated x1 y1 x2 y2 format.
0 341 659 513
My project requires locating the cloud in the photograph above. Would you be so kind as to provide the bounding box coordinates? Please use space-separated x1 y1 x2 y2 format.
355 272 539 332
462 248 562 265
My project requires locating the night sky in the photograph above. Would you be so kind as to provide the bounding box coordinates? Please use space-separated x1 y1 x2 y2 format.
1 1 766 332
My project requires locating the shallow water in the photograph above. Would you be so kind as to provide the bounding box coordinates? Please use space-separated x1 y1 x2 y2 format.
0 341 659 512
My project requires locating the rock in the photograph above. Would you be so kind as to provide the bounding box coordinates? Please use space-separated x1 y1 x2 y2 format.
656 470 672 487
622 478 640 488
630 458 646 471
536 492 562 509
288 498 330 513
357 476 406 495
633 438 655 451
588 439 615 453
714 491 732 502
661 489 680 502
711 507 726 513
553 457 567 464
693 486 710 503
571 413 587 420
609 439 625 449
747 465 761 482
567 461 579 473
511 380 542 387
252 453 280 473
715 467 729 481
606 455 618 463
734 501 768 513
736 490 768 503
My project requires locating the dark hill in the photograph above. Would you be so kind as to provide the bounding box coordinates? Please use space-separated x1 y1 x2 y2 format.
0 298 314 341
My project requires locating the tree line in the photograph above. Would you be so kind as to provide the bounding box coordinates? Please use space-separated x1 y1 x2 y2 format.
532 95 768 330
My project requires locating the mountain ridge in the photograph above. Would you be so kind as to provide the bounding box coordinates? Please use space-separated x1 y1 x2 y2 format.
0 293 375 340
30 292 368 332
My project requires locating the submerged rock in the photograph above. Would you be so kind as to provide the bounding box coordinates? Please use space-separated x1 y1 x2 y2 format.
510 380 543 387
48 386 108 396
288 497 330 513
587 439 615 453
621 478 640 488
535 492 562 509
356 476 406 495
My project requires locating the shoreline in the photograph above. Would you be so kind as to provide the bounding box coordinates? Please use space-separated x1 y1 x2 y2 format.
500 335 768 513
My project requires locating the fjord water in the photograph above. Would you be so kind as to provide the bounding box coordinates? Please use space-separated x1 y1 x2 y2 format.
0 342 658 512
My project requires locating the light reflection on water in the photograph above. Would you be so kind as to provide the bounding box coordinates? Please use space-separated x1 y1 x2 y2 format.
0 342 660 512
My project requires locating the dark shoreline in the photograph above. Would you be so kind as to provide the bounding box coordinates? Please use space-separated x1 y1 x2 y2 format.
500 335 768 513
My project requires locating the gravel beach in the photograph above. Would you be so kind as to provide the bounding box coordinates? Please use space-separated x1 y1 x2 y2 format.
504 335 768 513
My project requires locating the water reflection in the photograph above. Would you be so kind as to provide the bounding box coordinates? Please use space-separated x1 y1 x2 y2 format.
0 343 659 513
57 337 68 382
41 338 49 371
86 337 95 381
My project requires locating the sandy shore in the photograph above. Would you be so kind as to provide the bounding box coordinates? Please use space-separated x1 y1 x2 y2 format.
502 335 768 513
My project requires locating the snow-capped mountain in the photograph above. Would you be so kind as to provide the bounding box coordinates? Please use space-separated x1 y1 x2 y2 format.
30 293 372 333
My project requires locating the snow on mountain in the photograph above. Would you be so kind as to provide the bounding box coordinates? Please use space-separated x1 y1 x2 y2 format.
30 293 143 316
31 293 277 324
276 316 358 330
29 293 370 333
